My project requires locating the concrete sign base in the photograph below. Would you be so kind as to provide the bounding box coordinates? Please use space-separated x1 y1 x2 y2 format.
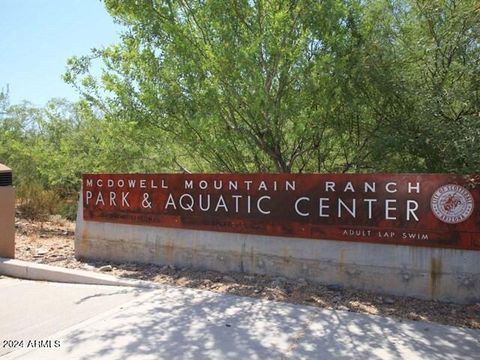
75 192 479 304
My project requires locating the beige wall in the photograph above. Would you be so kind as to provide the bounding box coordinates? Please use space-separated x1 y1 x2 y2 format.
0 187 15 258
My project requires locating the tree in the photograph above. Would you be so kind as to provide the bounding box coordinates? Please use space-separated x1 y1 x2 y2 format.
64 0 480 174
64 0 391 172
398 0 480 173
0 96 173 197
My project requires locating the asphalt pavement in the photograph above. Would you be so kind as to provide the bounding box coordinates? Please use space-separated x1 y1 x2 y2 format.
0 276 478 359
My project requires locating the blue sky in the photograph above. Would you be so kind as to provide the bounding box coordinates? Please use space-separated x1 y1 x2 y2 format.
0 0 121 106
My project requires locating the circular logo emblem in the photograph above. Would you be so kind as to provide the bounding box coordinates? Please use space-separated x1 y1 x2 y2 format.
431 184 474 224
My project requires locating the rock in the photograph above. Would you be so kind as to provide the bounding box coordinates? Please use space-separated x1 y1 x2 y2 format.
36 248 48 256
327 284 343 291
384 297 395 305
297 278 307 286
84 264 95 271
254 289 261 294
167 264 176 271
223 275 235 282
468 303 480 314
337 305 349 311
270 280 283 288
243 275 255 281
294 278 308 290
270 276 287 288
375 296 384 303
99 265 113 272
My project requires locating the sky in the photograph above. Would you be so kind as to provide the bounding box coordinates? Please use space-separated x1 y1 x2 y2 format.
0 0 121 106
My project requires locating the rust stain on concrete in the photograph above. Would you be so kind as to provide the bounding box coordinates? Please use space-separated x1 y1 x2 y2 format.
249 246 256 270
80 228 91 252
163 240 175 262
282 248 291 264
191 243 198 261
430 256 442 299
339 249 346 272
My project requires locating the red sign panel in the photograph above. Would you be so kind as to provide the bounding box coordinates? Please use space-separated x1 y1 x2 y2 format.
82 173 480 250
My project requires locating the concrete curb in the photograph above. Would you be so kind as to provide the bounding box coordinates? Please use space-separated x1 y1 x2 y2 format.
0 257 158 288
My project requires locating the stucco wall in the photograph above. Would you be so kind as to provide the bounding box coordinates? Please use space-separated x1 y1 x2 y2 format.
0 186 15 258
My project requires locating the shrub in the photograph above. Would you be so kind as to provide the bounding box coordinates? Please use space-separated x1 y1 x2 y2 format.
17 183 61 221
60 200 78 221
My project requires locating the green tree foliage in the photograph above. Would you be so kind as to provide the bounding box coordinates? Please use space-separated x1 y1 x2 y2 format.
63 0 480 174
398 0 480 173
0 91 173 218
0 97 170 190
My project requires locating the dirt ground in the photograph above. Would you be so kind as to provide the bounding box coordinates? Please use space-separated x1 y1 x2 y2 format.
13 216 480 330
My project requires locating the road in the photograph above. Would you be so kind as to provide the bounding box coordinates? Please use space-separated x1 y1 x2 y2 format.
0 276 478 359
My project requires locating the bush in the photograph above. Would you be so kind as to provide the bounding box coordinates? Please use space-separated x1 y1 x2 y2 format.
17 183 61 221
60 200 78 221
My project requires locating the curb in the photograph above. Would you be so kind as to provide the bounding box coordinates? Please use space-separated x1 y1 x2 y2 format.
0 257 158 288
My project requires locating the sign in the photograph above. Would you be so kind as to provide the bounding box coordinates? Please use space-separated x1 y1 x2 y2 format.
82 173 480 250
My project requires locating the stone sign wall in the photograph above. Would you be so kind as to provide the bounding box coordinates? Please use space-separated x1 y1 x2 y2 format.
76 173 480 303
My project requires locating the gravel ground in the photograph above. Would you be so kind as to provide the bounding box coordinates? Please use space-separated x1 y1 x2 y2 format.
14 217 480 330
